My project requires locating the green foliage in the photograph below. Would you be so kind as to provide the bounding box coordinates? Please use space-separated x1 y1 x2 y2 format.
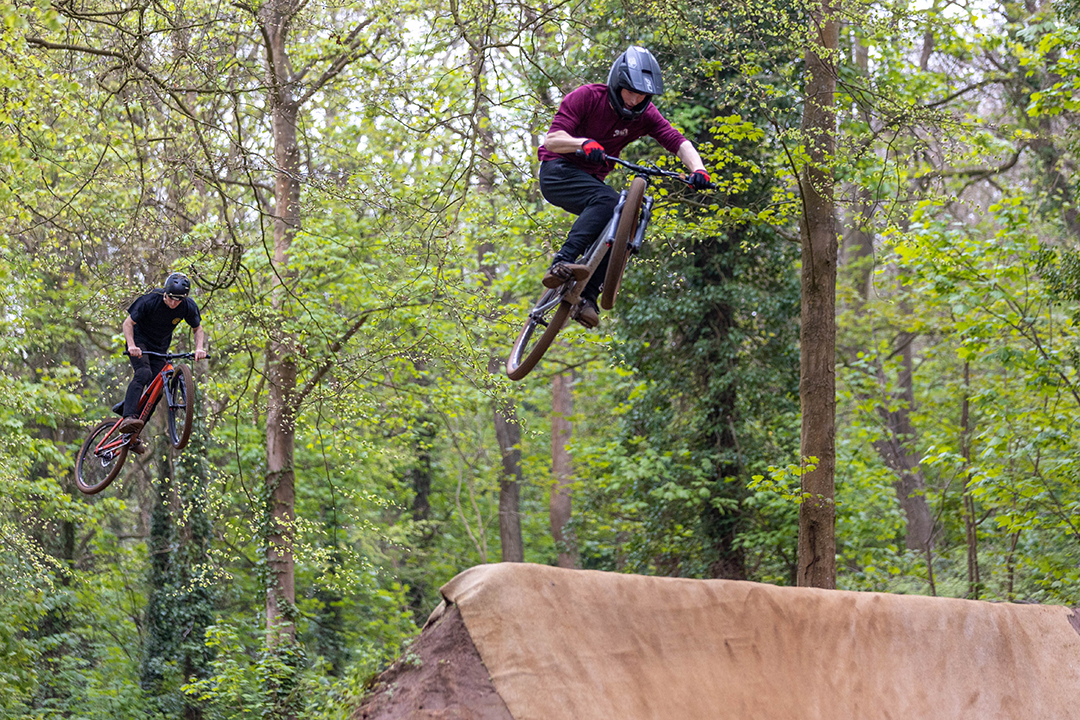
4 0 1080 714
183 579 416 720
831 184 1080 600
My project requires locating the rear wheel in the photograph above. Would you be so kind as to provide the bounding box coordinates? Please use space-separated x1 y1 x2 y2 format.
601 176 646 311
167 364 194 450
75 420 129 494
506 290 572 381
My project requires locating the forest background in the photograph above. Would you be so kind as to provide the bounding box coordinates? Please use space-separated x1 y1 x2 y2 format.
2 0 1080 714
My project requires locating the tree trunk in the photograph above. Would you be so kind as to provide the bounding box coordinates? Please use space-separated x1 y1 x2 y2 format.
177 404 214 718
407 412 436 523
872 340 935 551
142 453 175 698
797 0 839 589
960 361 981 599
142 414 213 719
262 0 302 645
470 44 525 565
260 8 303 713
399 368 437 619
550 371 577 568
494 403 525 562
842 34 934 551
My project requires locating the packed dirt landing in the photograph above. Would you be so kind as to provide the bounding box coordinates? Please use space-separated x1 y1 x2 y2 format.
354 602 511 720
357 564 1080 720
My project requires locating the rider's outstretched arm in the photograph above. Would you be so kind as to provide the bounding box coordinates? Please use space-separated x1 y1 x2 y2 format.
193 326 207 361
544 130 593 155
676 140 706 174
122 315 142 358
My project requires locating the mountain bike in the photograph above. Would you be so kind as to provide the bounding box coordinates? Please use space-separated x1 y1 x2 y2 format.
75 351 201 494
506 155 711 381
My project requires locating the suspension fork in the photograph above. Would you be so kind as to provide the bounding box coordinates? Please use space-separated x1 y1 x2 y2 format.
161 367 177 409
629 195 655 253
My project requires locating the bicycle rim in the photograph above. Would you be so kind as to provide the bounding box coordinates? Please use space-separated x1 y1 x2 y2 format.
601 176 646 311
75 420 129 494
167 364 195 450
506 290 572 381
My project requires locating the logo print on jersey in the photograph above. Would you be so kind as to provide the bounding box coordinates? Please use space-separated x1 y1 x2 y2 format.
172 318 182 324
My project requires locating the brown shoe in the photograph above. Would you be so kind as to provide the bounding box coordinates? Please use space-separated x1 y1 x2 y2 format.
129 438 148 455
573 297 600 329
542 262 590 289
118 416 144 434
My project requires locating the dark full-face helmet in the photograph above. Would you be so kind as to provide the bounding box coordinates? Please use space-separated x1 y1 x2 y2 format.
606 46 664 120
163 272 191 298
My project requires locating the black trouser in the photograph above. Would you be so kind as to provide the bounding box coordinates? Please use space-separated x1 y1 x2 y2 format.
539 159 618 301
123 352 166 417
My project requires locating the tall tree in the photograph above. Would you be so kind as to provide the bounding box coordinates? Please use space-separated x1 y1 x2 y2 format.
494 405 525 562
796 0 840 589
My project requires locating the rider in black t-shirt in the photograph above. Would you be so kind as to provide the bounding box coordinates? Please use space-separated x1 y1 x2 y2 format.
117 273 207 440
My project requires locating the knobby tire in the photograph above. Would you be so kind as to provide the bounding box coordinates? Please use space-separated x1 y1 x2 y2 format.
168 364 195 450
75 420 129 494
506 291 572 381
601 176 646 311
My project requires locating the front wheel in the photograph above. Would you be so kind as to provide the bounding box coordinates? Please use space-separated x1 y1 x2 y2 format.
167 364 194 450
75 420 129 494
506 290 572 381
601 176 646 311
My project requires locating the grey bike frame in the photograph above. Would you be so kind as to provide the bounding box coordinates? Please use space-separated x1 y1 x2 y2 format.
559 188 631 306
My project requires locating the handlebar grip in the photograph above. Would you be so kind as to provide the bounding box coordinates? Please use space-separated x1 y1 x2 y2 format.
574 149 609 161
685 178 717 192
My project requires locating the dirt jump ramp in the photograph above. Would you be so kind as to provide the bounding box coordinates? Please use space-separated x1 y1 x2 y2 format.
356 563 1080 719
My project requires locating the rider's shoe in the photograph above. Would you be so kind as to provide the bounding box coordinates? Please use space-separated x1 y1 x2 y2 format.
542 261 590 289
112 401 124 415
118 416 144 434
573 297 600 329
128 438 148 455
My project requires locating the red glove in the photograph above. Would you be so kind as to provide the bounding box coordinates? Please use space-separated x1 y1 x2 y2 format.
581 139 605 164
688 170 711 191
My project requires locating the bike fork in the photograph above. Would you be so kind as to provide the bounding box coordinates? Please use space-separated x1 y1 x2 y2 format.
162 374 176 410
629 196 655 253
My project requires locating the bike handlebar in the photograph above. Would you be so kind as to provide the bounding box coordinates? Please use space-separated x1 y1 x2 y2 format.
573 151 716 190
124 350 210 359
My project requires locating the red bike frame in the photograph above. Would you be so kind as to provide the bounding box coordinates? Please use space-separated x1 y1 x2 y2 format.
93 358 175 455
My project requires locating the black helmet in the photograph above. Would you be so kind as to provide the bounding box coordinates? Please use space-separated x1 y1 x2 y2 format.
163 272 191 297
607 46 664 120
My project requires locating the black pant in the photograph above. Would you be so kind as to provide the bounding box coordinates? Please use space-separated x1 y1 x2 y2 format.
539 160 618 301
123 352 166 417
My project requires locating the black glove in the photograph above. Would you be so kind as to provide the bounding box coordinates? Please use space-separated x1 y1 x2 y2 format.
688 170 711 191
581 139 605 164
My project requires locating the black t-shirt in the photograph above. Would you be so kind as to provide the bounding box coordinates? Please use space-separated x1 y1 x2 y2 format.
128 290 202 353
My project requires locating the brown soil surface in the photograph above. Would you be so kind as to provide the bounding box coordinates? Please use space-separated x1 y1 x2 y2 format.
352 603 514 720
